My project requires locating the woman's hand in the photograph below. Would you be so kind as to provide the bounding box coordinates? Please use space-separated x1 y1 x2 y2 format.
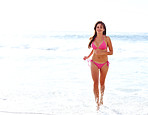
83 49 93 60
83 56 89 60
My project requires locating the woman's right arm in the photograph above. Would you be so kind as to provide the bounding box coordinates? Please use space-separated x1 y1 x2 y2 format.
83 49 93 60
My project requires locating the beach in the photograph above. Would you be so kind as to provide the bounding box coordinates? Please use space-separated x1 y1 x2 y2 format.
0 32 148 115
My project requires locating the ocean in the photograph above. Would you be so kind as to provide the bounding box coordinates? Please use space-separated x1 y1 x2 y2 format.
0 31 147 115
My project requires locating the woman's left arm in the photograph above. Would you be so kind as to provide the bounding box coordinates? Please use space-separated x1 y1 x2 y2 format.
106 36 113 55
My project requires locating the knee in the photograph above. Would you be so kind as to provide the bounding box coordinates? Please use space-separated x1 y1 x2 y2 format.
100 79 105 88
100 83 105 89
93 81 98 87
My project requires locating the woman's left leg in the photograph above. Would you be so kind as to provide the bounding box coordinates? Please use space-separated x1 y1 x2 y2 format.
100 63 109 105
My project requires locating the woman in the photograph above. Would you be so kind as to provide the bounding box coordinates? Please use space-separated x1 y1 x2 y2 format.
83 21 113 107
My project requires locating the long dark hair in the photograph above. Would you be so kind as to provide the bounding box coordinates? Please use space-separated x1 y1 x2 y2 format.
88 21 106 48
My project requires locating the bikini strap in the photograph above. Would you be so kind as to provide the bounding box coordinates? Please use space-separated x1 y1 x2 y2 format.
102 36 104 40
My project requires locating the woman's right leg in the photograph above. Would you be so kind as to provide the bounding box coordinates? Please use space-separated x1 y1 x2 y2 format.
91 62 99 104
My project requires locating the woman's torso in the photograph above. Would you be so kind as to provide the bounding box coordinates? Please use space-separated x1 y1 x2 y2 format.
91 36 108 63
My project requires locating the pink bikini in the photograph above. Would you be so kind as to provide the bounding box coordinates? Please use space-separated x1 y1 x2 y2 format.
90 36 109 69
91 60 109 69
91 39 107 50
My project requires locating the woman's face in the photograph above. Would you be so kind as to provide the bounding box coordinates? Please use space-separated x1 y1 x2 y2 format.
96 23 104 34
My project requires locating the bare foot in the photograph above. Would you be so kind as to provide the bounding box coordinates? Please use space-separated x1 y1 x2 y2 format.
97 104 100 110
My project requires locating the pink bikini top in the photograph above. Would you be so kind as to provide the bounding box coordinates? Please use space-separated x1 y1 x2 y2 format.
91 37 107 50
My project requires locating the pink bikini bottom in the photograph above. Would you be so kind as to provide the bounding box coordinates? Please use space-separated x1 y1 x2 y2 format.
90 60 109 69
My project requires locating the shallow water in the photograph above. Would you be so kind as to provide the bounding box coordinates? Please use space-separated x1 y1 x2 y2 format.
0 32 148 115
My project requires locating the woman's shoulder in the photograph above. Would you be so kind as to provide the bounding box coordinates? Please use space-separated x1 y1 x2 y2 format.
105 36 111 41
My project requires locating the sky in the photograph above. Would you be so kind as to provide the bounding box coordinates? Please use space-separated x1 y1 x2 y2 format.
0 0 148 35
